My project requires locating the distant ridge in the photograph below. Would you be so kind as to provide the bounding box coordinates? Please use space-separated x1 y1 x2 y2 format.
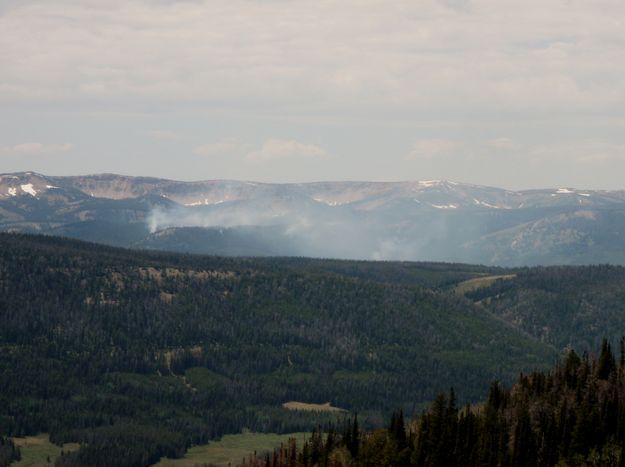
1 171 625 266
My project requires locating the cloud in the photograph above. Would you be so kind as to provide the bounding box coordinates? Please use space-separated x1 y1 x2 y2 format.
2 0 625 120
487 137 517 151
193 139 248 157
193 137 328 163
529 141 625 164
246 139 328 162
147 130 181 141
0 142 73 156
406 139 457 160
2 0 625 189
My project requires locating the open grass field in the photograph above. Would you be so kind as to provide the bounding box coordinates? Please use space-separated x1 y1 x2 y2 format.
155 432 310 467
453 274 516 295
11 434 79 467
282 401 345 412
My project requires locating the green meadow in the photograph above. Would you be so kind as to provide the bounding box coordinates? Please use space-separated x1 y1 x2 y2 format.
155 432 310 467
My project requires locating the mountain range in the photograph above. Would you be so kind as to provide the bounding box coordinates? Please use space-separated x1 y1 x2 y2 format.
2 171 625 266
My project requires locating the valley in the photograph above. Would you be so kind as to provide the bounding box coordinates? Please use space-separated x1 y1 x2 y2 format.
5 0 624 464
2 233 625 464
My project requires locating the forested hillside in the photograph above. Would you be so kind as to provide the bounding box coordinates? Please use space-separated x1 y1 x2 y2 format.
2 233 625 465
467 266 625 351
245 340 625 467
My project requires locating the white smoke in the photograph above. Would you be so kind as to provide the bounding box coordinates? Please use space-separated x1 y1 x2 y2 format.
145 195 473 262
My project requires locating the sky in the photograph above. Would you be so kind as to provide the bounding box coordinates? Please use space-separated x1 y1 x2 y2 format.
1 0 625 189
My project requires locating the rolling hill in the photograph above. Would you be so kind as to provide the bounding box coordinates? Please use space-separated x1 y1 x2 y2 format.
3 233 625 464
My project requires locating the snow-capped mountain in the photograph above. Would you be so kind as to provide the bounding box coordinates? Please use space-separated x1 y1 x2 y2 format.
2 172 625 266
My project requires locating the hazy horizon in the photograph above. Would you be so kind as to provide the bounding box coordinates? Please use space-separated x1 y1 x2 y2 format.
2 1 625 190
3 169 625 192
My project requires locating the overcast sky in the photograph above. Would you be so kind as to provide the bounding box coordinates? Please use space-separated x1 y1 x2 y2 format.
1 0 625 189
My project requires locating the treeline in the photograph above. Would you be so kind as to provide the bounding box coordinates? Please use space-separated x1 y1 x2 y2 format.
53 424 184 467
245 340 625 467
0 437 20 467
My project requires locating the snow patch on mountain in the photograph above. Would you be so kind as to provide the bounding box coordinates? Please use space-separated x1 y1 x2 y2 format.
313 198 342 206
418 180 443 187
21 184 37 196
184 199 226 206
473 199 501 209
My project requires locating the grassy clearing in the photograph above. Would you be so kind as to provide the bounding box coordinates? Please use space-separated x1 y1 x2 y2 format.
282 401 345 412
454 274 516 295
11 434 79 467
155 432 310 467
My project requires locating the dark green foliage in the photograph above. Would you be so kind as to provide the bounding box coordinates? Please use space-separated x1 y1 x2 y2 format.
598 338 617 380
5 233 625 465
0 436 20 467
465 265 625 351
389 409 407 450
54 424 184 467
242 343 625 467
0 233 553 465
413 344 625 466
